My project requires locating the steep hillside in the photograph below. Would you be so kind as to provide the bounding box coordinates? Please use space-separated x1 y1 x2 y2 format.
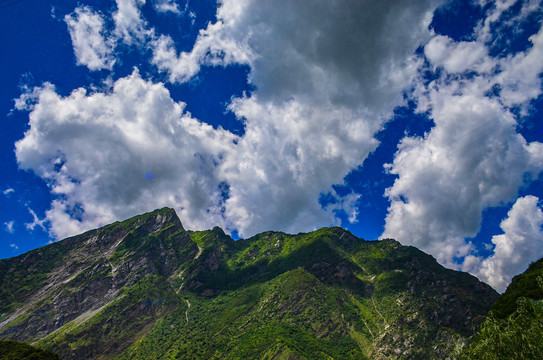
458 257 543 359
490 257 543 319
0 208 196 359
0 208 499 359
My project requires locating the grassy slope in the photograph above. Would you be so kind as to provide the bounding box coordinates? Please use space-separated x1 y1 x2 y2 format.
118 268 366 360
115 227 495 359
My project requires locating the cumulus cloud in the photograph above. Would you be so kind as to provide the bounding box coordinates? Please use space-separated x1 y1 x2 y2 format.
113 0 149 45
497 25 543 111
424 35 495 73
64 0 153 71
165 0 441 236
221 97 377 235
384 91 541 266
151 21 253 84
154 0 440 112
65 6 116 71
384 3 543 272
15 70 236 239
152 0 181 14
17 0 443 239
464 196 543 292
10 243 19 250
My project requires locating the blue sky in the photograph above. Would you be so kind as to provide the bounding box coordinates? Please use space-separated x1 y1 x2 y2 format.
1 0 543 292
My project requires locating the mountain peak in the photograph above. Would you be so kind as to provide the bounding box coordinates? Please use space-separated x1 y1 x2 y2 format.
121 207 184 235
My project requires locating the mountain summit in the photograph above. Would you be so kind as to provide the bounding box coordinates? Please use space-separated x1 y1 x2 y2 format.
0 208 498 359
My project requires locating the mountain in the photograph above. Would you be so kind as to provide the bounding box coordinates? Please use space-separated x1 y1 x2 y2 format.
0 208 498 359
457 257 543 359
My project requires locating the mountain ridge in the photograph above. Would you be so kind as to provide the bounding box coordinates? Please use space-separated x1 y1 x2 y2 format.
0 208 499 359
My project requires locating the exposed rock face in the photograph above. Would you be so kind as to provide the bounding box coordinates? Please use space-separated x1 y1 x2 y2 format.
0 208 197 359
203 250 221 271
0 209 500 359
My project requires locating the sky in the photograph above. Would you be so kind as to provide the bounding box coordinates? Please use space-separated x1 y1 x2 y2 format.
1 0 543 292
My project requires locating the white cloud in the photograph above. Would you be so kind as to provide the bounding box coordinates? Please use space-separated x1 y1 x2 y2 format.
113 0 149 45
497 25 543 112
383 90 540 266
476 0 542 44
17 0 443 239
151 21 253 84
10 243 18 250
464 196 543 292
4 221 15 234
152 0 181 14
16 70 236 239
64 0 152 71
3 188 14 196
63 0 191 72
383 5 543 276
154 0 440 112
189 0 440 236
221 97 377 236
65 6 116 71
424 35 495 73
205 0 440 236
25 208 47 232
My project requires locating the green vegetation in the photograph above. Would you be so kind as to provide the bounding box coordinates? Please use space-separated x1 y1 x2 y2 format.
458 297 543 359
0 208 501 359
0 340 59 360
490 258 543 318
457 260 543 359
0 236 81 315
117 268 366 359
37 274 181 359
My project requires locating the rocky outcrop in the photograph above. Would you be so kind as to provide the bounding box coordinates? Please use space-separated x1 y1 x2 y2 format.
0 208 197 346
